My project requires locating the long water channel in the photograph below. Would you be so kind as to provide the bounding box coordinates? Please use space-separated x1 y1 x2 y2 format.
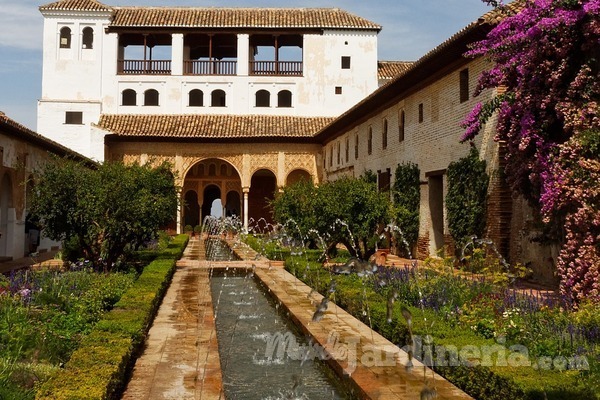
206 240 355 399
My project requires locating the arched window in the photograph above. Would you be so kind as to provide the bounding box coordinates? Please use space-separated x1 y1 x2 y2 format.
399 110 405 142
60 27 71 49
211 89 226 107
122 89 136 106
382 119 388 150
82 27 93 49
255 90 270 107
368 127 373 155
278 90 292 108
189 89 203 107
144 89 159 106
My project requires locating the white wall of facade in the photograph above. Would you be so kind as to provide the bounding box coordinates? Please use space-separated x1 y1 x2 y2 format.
322 57 499 257
37 8 380 161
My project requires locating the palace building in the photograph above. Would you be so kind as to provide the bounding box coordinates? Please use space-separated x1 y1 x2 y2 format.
35 0 556 281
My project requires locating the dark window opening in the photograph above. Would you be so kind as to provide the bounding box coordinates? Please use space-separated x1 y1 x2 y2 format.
368 128 373 155
82 27 93 49
399 110 405 142
382 119 388 150
418 103 424 123
65 111 82 124
255 90 270 107
144 89 159 106
335 86 342 95
337 142 341 165
329 146 333 167
277 90 292 107
122 89 137 106
341 56 351 69
355 135 359 160
345 138 350 163
211 89 226 107
60 27 71 49
189 89 204 107
378 168 391 192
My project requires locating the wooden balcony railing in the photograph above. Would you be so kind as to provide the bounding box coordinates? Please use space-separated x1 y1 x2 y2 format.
184 60 237 76
117 60 171 75
250 61 303 76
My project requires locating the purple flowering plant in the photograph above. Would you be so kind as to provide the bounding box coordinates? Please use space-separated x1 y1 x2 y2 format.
463 0 600 304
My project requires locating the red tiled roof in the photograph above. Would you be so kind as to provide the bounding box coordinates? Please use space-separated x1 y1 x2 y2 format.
378 61 414 80
97 114 336 140
39 0 112 12
109 7 381 30
0 112 93 163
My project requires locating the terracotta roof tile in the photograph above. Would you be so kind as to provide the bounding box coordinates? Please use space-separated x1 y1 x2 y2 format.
96 114 335 139
109 7 381 30
378 61 414 80
40 0 112 12
0 112 92 162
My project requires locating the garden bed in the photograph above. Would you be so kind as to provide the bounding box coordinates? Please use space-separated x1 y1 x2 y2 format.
280 251 599 400
0 234 188 400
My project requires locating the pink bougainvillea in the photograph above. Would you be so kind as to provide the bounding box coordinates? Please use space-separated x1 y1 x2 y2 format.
463 0 600 305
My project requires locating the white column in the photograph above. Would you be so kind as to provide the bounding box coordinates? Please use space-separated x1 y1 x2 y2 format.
243 187 249 232
237 34 249 76
176 201 182 234
171 33 184 76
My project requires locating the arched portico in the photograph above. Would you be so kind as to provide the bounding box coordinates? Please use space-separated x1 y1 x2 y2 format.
182 158 242 231
286 168 312 186
249 169 277 226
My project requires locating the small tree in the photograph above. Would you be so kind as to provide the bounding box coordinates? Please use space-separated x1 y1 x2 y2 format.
31 158 178 271
272 175 391 259
446 146 489 253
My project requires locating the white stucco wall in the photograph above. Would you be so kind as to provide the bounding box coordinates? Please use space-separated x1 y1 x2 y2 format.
37 7 380 161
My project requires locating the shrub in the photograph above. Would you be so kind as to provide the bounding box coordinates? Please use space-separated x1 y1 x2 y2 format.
35 235 188 400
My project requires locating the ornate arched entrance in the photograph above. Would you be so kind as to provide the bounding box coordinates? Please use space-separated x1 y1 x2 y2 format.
286 169 312 186
249 169 277 225
182 158 242 230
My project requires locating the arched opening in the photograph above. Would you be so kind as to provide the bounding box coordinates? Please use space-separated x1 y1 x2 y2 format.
122 89 137 106
278 90 292 108
249 169 276 224
225 191 241 217
189 89 203 107
144 89 159 106
202 185 221 221
255 90 270 107
82 27 94 49
286 169 311 186
211 89 226 107
60 27 71 49
183 190 200 230
182 159 242 231
0 174 13 258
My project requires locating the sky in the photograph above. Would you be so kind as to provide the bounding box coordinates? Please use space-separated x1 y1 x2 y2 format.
0 0 492 131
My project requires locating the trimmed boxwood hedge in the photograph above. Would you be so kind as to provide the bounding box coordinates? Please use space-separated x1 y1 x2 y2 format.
284 256 599 400
35 235 188 400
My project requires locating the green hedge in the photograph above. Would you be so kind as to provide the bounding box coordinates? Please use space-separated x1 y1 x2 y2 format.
35 235 189 400
284 256 598 400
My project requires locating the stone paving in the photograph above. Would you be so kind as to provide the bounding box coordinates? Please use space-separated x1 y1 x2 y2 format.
123 237 473 399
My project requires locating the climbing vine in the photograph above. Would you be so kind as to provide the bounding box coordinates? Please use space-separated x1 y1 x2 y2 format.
391 162 420 256
446 146 489 252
